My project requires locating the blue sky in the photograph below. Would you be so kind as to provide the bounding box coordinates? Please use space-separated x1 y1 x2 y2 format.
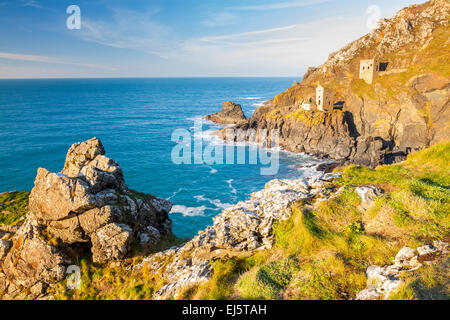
0 0 422 78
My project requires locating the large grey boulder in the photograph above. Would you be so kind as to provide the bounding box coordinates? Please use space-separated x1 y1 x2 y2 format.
91 223 133 263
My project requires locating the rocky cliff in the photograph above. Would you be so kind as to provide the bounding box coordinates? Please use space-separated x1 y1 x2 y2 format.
205 101 247 125
220 0 449 167
0 138 173 299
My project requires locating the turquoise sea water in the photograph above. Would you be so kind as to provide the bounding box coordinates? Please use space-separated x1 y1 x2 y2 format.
0 78 322 237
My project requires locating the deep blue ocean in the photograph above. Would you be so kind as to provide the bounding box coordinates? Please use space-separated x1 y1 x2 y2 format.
0 78 322 237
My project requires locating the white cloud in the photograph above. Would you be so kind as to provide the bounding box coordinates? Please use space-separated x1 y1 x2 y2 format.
76 7 177 60
203 11 237 27
66 6 370 77
0 52 115 70
229 0 335 11
20 0 43 9
171 16 368 76
199 24 305 42
3 2 372 77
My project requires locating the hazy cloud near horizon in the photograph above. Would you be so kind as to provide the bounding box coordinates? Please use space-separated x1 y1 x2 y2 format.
0 0 421 78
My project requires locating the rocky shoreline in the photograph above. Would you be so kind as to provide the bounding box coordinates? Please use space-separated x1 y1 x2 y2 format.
0 137 345 300
0 137 448 300
134 171 341 300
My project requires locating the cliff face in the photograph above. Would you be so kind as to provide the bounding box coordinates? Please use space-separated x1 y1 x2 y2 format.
227 0 449 166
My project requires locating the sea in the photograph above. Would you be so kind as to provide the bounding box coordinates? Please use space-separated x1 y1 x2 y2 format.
0 78 323 237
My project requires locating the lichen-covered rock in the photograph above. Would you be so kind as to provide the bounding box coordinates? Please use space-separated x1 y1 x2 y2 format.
0 239 11 261
137 172 340 300
2 237 65 289
139 226 161 248
91 223 132 263
355 241 448 300
29 168 97 221
395 247 417 265
355 186 383 211
61 137 105 177
46 215 86 244
78 205 123 235
0 138 173 298
417 244 438 256
27 138 172 248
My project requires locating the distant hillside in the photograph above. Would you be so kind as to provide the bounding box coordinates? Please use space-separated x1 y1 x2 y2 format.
225 0 449 167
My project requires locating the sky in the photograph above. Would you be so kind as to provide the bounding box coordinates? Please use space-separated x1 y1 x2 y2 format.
0 0 422 78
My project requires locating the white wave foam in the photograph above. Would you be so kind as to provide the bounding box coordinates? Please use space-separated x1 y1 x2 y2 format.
194 195 232 210
167 188 184 200
170 205 210 217
226 179 238 195
193 129 223 144
186 115 206 123
206 166 218 174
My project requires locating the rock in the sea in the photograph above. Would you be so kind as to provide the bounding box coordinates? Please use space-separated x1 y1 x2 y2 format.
205 101 247 125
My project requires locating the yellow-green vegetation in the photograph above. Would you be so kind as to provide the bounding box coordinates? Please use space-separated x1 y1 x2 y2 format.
353 24 450 101
285 108 335 126
0 191 29 226
388 257 449 300
51 234 185 300
50 143 449 300
273 84 305 107
183 143 449 300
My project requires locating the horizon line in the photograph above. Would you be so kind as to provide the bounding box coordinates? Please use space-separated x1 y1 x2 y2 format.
0 75 302 80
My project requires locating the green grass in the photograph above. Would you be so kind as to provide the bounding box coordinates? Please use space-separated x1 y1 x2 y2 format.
196 143 449 300
389 257 449 300
189 260 245 300
49 143 450 300
51 234 186 300
0 191 29 226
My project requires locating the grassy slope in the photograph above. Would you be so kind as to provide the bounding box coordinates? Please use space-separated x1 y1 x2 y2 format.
0 191 29 226
183 142 449 300
1 144 448 300
271 17 450 116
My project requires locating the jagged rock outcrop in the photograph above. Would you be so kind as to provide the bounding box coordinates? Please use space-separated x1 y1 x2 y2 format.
205 101 247 125
0 138 173 299
217 0 449 167
356 241 448 300
134 172 341 300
